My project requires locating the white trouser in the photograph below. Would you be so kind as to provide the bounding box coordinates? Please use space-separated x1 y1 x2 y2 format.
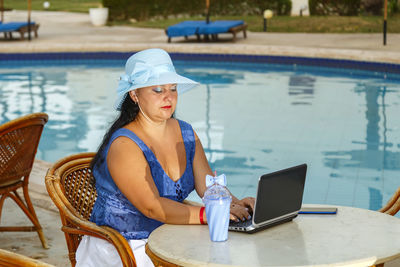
76 235 155 267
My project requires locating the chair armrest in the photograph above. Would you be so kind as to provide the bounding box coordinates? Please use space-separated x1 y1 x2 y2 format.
0 248 55 267
102 226 136 262
379 186 400 215
58 206 136 267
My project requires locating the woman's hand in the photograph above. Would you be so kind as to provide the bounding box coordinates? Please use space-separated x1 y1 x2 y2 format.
237 197 255 212
229 197 255 222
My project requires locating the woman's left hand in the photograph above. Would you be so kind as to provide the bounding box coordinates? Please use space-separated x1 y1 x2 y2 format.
237 197 255 213
229 197 255 222
230 203 251 222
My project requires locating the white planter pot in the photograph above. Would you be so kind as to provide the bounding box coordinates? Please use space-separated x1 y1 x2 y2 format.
89 7 109 26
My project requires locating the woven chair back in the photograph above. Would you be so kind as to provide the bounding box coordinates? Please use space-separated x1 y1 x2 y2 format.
0 113 48 186
46 153 136 266
58 158 97 221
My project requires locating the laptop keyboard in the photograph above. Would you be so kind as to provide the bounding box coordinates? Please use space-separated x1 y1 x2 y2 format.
229 219 252 228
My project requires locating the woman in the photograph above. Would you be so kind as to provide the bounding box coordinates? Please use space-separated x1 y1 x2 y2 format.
76 48 255 267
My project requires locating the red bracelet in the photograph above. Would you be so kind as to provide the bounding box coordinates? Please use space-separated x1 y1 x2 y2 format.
199 206 206 225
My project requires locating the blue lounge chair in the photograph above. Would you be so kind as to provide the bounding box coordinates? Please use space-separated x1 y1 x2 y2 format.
0 21 39 40
166 20 247 43
165 21 208 42
197 20 247 41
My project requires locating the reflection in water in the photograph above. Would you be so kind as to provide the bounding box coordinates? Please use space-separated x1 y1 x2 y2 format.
212 156 265 176
288 75 315 105
323 81 400 210
1 62 400 212
195 71 256 174
323 84 397 170
1 71 85 160
0 68 118 162
369 187 383 211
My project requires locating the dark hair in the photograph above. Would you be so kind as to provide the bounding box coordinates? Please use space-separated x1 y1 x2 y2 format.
90 95 139 171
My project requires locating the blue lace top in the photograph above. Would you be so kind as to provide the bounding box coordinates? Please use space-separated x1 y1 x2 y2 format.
90 119 196 240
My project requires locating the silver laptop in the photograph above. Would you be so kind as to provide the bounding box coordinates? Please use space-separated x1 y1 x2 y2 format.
229 164 307 233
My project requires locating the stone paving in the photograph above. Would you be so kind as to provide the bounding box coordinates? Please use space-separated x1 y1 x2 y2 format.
1 160 69 266
1 10 400 63
0 9 399 266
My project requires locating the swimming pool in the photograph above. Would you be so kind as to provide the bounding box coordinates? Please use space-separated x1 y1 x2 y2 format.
1 55 399 213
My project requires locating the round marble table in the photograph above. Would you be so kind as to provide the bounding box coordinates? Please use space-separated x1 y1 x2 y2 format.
147 205 400 266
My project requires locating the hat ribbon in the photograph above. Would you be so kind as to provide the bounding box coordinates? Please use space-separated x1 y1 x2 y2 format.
117 62 175 96
206 174 227 187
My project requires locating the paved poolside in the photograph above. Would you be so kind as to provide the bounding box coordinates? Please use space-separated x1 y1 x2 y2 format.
1 9 400 266
1 10 400 64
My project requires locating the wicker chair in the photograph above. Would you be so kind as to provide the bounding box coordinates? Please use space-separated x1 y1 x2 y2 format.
379 186 400 216
0 113 48 249
370 187 400 267
45 152 136 267
0 248 55 267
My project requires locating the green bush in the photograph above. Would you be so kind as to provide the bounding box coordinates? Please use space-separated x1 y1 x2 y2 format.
309 0 361 16
362 0 382 15
361 0 398 15
253 0 292 15
103 0 292 21
390 0 399 14
103 0 207 20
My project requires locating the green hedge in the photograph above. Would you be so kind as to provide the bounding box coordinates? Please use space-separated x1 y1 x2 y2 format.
103 0 291 21
308 0 361 15
309 0 398 16
362 0 398 15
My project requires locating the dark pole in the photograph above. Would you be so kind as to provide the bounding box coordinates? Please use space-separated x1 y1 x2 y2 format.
383 0 387 45
206 0 210 24
28 0 31 41
263 10 272 32
263 18 267 32
1 0 4 23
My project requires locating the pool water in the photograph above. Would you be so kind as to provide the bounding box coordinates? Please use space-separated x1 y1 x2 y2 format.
1 60 399 213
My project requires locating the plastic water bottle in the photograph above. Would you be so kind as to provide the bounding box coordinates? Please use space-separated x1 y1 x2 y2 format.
202 174 232 242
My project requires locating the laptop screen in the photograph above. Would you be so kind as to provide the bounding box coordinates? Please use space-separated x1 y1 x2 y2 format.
253 164 307 225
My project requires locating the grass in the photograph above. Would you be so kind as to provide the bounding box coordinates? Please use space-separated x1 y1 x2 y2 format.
6 1 400 33
7 0 101 13
127 14 400 33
